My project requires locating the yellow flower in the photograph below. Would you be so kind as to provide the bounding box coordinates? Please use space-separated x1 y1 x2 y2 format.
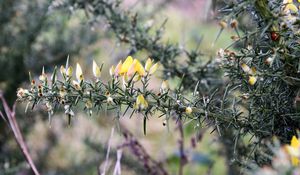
119 56 133 75
60 65 66 76
127 61 136 77
248 76 257 86
133 59 146 76
286 136 300 166
185 106 193 114
76 63 84 82
145 58 153 72
92 60 101 78
67 66 73 77
119 56 146 77
149 62 159 75
134 94 148 110
60 65 73 78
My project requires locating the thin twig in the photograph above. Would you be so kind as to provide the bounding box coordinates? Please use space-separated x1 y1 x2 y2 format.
118 125 169 175
113 149 122 175
0 92 40 175
100 127 115 175
177 119 187 175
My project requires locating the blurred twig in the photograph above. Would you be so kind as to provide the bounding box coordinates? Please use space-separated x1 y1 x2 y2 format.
118 125 169 175
0 91 40 175
99 127 115 175
177 119 187 175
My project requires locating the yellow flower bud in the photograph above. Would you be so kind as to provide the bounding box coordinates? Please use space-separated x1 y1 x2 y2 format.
60 65 66 76
241 63 251 74
248 76 257 86
66 66 73 77
76 63 84 82
93 60 101 78
265 56 275 65
109 65 115 77
160 80 169 93
219 20 227 29
230 19 238 28
145 58 153 72
107 96 113 104
135 94 148 110
39 67 47 81
114 61 123 77
149 63 159 75
185 106 193 114
85 100 93 109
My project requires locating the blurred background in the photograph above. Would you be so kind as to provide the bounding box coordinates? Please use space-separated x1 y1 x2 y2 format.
0 0 236 174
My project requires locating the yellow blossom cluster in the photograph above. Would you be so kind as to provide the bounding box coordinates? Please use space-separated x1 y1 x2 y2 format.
109 56 159 81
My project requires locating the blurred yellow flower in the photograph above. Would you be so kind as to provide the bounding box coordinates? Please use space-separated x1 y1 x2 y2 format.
286 136 300 166
93 60 101 78
248 76 257 86
283 0 298 12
